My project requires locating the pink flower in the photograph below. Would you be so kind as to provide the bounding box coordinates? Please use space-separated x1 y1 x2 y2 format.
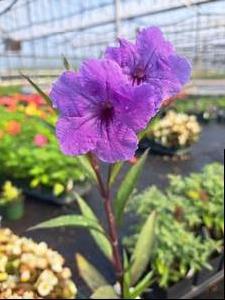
33 134 48 147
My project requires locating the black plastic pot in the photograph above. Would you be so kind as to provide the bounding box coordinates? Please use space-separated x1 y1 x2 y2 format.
0 177 91 205
193 252 224 286
138 138 190 156
22 182 92 205
143 277 193 299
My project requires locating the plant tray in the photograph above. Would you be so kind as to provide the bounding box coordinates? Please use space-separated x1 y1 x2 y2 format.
143 253 224 299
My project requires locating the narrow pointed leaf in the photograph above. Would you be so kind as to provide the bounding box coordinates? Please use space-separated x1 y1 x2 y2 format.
76 194 112 259
109 162 123 187
21 73 53 108
123 250 131 299
114 150 149 224
91 286 119 299
29 215 102 232
131 211 157 285
76 155 97 182
130 272 154 299
62 55 71 70
28 115 55 132
76 254 109 292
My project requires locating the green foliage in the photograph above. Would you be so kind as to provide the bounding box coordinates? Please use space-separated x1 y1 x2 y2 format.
0 107 89 196
130 211 157 285
0 181 23 205
21 73 53 108
76 254 109 292
124 163 224 287
29 215 103 232
0 85 21 96
114 150 148 224
76 194 112 259
168 163 224 238
171 96 225 115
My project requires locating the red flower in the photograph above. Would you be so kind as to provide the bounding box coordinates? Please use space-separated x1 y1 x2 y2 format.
33 134 48 147
6 121 22 136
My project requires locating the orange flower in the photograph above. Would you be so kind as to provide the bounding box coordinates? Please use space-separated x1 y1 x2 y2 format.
5 121 21 136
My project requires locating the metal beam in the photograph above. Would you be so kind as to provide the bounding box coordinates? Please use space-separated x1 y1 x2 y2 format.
9 0 218 42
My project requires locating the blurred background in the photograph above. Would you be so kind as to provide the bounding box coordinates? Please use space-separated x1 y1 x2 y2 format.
0 0 225 92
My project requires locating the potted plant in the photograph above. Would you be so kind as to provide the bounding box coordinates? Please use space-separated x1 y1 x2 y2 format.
140 111 201 156
0 228 77 299
0 106 92 205
124 184 219 298
0 181 24 221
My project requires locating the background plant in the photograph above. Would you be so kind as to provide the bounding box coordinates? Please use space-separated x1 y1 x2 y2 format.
124 163 224 287
0 106 90 197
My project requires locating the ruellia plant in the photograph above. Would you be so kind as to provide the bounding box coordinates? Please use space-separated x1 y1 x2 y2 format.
24 26 191 298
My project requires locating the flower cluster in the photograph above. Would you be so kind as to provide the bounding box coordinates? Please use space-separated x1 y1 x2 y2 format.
149 111 201 148
0 94 52 118
50 26 191 162
0 228 77 299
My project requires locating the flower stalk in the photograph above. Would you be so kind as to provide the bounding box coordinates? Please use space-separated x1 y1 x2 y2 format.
88 153 123 294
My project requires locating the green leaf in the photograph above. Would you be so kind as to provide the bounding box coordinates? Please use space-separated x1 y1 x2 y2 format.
62 55 71 70
53 183 65 196
90 286 119 299
130 211 157 285
130 272 154 299
21 73 53 108
109 162 123 187
123 250 131 299
76 254 109 292
76 194 112 260
114 150 149 224
29 215 102 232
76 155 97 182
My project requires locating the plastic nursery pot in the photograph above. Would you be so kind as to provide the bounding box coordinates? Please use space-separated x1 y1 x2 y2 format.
193 252 224 286
22 181 92 206
143 277 193 299
0 198 24 221
138 138 190 157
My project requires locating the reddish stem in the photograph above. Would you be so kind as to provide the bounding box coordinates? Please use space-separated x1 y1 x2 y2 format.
87 153 123 291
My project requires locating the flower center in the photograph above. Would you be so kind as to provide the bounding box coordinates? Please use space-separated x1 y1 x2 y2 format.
133 67 146 85
99 101 115 125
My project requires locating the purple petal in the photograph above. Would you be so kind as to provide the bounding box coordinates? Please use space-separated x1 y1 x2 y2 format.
94 121 138 163
146 55 191 99
50 71 81 117
56 116 98 156
78 59 129 100
105 39 138 75
169 55 191 85
112 84 161 131
136 27 174 66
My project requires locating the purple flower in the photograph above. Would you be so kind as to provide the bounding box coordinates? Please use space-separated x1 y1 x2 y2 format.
50 59 160 162
105 26 191 100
